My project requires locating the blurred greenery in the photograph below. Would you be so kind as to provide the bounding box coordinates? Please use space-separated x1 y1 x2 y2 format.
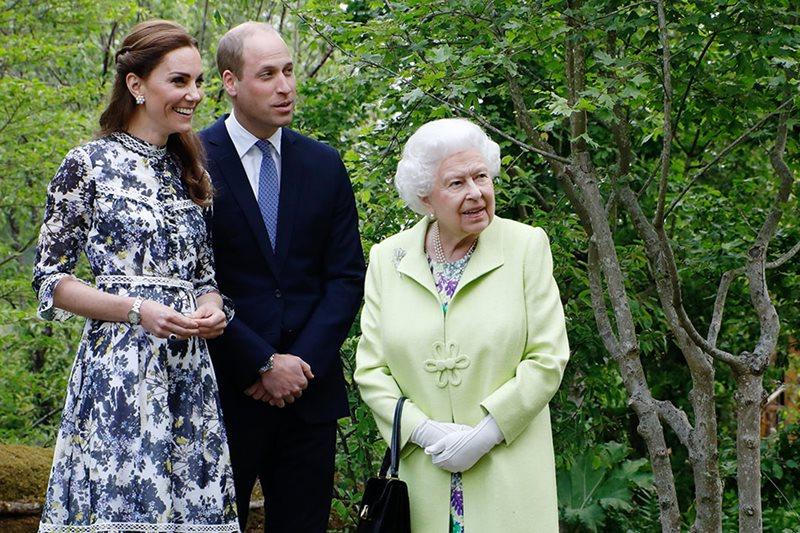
1 1 798 531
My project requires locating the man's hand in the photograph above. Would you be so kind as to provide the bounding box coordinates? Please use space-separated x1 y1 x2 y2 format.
244 380 272 402
244 354 314 408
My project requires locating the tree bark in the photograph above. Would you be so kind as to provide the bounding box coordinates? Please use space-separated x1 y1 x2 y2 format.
734 370 763 533
574 163 681 533
619 187 723 532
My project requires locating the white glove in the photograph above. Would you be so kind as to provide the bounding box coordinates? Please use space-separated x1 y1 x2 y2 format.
410 419 473 449
424 415 504 473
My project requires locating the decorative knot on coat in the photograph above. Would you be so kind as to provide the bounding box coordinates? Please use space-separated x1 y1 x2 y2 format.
424 341 470 388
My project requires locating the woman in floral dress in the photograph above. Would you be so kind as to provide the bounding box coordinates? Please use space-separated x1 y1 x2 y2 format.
32 20 238 532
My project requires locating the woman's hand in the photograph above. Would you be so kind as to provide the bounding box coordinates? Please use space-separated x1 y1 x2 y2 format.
424 415 505 473
189 302 227 339
410 419 472 448
140 299 199 339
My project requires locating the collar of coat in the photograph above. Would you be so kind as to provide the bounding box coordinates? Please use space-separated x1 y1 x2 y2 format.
394 215 505 300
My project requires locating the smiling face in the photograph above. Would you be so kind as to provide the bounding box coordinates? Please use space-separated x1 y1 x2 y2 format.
125 46 204 145
223 29 296 139
422 149 496 241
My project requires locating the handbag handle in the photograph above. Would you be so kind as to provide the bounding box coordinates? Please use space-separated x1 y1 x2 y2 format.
379 396 406 479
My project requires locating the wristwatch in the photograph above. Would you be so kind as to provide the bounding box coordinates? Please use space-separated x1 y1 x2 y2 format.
258 353 276 374
127 296 144 325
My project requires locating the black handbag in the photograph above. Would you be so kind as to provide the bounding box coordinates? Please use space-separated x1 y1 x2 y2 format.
356 397 411 533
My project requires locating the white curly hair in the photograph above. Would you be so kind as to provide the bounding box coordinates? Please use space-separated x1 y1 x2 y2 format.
394 118 501 215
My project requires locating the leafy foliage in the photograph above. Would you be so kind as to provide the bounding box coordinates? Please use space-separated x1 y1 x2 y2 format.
557 442 654 533
1 0 798 530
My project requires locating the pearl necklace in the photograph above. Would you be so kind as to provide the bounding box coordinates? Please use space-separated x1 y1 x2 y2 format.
431 221 477 263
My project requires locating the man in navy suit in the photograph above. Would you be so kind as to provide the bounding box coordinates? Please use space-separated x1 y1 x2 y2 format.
200 22 365 532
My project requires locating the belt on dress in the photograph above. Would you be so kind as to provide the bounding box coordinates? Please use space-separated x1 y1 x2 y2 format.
95 274 194 291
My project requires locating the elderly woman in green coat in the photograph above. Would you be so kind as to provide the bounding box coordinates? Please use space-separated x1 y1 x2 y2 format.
354 118 570 532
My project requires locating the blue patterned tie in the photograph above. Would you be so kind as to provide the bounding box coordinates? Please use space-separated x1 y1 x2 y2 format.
255 140 280 250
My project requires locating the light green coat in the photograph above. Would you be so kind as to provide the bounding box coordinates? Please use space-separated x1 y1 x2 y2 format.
355 216 570 533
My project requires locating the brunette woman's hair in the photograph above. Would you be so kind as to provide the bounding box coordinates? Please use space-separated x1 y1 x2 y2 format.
99 19 212 206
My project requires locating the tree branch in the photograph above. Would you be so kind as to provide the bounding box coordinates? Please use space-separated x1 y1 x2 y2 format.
199 0 210 51
765 384 786 406
588 240 621 355
665 98 794 217
500 72 561 214
306 45 334 79
744 107 796 368
654 0 673 228
0 233 37 268
655 399 693 448
655 223 742 368
767 240 800 269
707 268 739 348
100 21 118 79
672 31 717 132
290 8 573 165
565 1 588 153
707 238 798 349
505 72 564 174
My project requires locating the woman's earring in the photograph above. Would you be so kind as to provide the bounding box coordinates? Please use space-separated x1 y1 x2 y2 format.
427 212 436 221
135 94 145 105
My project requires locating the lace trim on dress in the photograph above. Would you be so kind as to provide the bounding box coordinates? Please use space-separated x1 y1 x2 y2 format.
38 522 240 533
172 199 200 211
110 131 168 159
95 184 198 212
95 274 194 290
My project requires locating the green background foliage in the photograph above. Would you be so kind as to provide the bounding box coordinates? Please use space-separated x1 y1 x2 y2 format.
1 1 798 531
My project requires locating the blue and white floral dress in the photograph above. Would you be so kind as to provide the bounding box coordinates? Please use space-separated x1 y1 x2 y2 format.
32 132 238 532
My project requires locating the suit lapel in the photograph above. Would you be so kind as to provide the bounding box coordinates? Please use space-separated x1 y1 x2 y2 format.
207 117 278 276
275 129 303 272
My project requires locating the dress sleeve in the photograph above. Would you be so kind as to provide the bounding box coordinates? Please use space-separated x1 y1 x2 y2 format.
194 204 234 322
31 147 95 321
480 227 570 444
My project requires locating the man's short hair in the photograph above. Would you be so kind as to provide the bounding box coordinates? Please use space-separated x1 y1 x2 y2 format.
216 22 279 78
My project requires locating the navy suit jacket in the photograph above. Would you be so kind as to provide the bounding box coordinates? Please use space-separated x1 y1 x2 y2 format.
200 115 365 423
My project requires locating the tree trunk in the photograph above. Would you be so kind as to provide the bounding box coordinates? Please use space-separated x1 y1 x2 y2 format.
735 370 763 532
619 187 723 532
576 170 682 532
628 389 682 533
687 367 723 533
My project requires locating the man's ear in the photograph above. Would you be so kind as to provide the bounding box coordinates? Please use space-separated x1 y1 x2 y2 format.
222 70 238 97
125 72 144 100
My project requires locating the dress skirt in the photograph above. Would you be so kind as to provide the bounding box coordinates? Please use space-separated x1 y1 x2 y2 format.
38 280 238 532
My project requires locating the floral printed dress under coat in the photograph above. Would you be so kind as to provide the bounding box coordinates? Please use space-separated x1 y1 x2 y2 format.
32 132 238 532
428 251 475 533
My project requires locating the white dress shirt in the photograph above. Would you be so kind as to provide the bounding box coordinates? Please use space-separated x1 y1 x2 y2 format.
224 111 282 199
